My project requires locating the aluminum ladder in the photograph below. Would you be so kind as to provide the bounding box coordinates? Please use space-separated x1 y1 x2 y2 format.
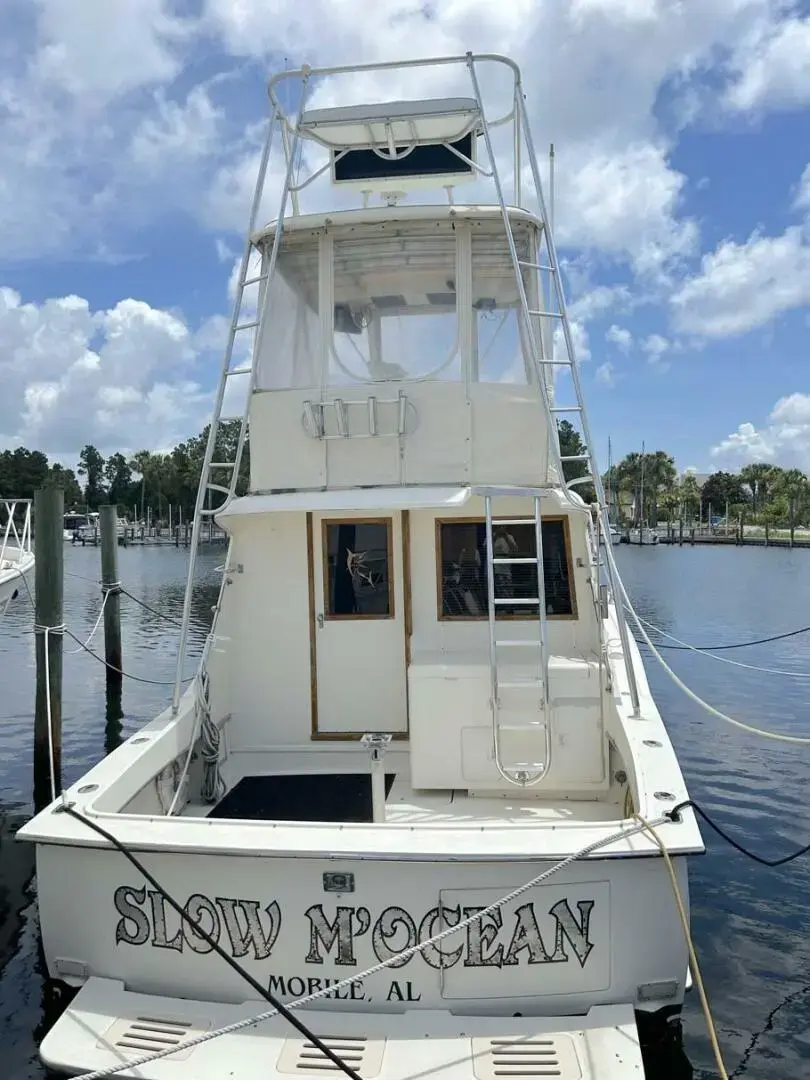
465 54 640 778
484 493 552 786
171 77 313 711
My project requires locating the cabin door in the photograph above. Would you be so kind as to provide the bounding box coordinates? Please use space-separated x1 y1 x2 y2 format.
311 512 408 737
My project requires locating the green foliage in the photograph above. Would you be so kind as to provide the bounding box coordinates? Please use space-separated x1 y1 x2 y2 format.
557 420 594 503
77 444 107 509
604 449 676 526
700 471 749 515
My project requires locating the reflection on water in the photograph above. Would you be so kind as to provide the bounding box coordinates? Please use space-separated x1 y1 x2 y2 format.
1 543 810 1077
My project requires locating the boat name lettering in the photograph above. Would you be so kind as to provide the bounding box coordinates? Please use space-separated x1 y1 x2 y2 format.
113 888 596 969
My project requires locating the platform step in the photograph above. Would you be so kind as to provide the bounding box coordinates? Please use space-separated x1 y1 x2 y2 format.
41 977 644 1079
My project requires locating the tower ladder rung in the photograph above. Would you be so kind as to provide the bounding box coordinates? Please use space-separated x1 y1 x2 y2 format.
550 405 582 413
560 454 590 463
234 320 260 332
518 259 556 272
526 310 564 318
242 274 268 287
226 365 253 377
209 462 237 470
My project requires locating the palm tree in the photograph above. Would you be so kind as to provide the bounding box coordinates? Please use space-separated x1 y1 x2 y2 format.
679 474 701 525
773 468 809 546
739 463 777 514
130 450 154 522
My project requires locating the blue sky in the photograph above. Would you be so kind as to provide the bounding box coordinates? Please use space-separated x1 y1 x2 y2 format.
1 0 809 478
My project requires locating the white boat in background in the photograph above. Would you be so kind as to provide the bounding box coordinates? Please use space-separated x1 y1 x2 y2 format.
628 527 659 546
20 53 702 1080
0 498 34 611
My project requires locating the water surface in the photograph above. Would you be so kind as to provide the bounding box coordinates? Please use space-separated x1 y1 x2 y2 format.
2 542 810 1078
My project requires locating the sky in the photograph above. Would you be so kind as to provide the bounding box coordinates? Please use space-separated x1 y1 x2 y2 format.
0 0 809 478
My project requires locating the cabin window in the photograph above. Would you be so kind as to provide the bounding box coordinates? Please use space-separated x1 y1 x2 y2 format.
255 235 322 390
331 227 460 384
436 517 574 619
323 518 394 619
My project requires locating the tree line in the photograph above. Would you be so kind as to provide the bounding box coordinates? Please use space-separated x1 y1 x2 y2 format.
603 450 810 537
556 424 810 537
0 421 249 522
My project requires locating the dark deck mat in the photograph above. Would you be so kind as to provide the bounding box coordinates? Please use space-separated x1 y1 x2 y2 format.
208 772 396 823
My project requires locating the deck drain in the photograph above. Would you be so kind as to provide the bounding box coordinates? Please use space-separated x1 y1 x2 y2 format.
277 1035 384 1077
100 1014 209 1062
472 1035 582 1079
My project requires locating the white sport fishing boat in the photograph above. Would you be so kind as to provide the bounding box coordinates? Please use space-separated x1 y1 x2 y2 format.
20 54 703 1080
0 498 34 611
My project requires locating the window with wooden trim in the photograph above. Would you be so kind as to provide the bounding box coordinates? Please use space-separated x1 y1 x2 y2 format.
436 517 574 619
323 519 394 618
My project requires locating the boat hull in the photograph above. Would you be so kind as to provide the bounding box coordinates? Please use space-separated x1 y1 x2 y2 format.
35 836 690 1018
0 550 34 607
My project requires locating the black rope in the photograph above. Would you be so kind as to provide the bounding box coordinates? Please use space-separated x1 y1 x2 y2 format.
119 586 184 629
60 804 363 1080
634 624 810 651
668 800 810 867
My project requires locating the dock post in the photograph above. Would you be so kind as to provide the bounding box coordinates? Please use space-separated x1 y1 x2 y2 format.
678 519 683 546
34 486 64 810
99 505 123 692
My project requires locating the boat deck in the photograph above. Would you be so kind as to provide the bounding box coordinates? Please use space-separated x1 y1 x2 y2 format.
178 752 623 826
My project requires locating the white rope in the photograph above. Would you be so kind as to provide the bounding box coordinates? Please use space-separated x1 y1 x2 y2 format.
71 815 666 1080
633 612 810 679
616 576 810 745
66 588 109 654
34 623 66 806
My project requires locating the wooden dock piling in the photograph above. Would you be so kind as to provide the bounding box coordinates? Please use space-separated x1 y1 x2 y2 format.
33 486 64 809
99 505 123 690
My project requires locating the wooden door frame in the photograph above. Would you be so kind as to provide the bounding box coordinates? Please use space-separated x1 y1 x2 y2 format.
308 510 411 741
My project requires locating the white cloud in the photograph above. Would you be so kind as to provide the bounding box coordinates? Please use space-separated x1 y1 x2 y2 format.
641 333 670 357
711 393 810 471
641 332 671 369
670 226 810 338
595 361 617 387
556 143 697 275
795 163 810 211
724 16 810 113
568 283 636 324
32 0 189 100
0 287 213 458
606 324 633 351
129 86 223 172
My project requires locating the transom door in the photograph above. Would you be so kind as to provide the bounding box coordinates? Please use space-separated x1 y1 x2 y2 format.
311 513 408 737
